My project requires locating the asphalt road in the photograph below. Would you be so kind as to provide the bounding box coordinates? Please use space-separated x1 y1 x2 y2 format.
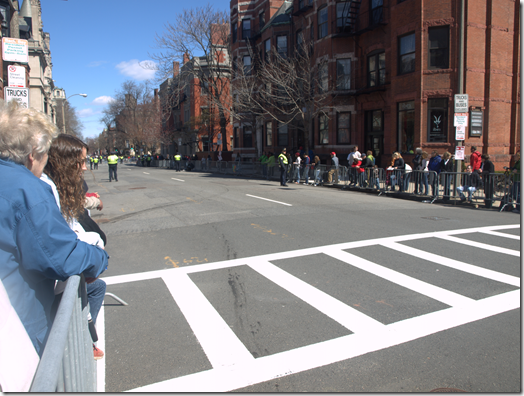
88 161 521 392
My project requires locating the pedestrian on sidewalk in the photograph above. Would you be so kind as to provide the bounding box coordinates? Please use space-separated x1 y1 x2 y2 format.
327 152 339 184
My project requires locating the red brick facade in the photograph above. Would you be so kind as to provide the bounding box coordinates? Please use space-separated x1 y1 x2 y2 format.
230 0 520 169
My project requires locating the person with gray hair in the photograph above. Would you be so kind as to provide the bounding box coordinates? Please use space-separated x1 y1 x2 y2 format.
0 100 109 356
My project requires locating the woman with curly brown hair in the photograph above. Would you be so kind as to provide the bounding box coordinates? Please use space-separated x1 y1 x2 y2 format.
43 134 89 225
41 133 107 360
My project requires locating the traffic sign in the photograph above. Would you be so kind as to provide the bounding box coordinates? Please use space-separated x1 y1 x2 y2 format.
454 113 468 127
8 65 25 87
4 87 29 108
2 37 28 63
454 94 468 113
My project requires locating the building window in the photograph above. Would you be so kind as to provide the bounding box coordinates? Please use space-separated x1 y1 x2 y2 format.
370 0 383 25
428 26 449 69
277 36 287 59
318 6 328 39
397 101 415 153
427 98 448 143
319 63 328 93
266 121 273 146
297 29 304 53
337 112 350 144
278 123 288 146
202 135 210 152
259 12 265 29
337 1 352 31
0 6 9 37
336 59 351 90
242 19 251 40
398 32 415 75
366 109 383 133
319 115 329 144
265 39 271 62
234 127 239 148
243 55 252 75
243 126 252 147
368 51 385 86
299 0 312 9
232 22 237 43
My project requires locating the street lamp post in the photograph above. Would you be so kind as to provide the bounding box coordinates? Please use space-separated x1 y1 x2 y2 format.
62 93 87 134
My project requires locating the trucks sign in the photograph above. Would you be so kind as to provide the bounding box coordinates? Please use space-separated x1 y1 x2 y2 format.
4 87 29 108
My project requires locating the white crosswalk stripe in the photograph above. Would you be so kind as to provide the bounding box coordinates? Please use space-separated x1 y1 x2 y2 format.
98 224 520 392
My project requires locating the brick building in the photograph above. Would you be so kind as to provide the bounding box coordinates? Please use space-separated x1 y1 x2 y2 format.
230 0 520 169
159 25 233 160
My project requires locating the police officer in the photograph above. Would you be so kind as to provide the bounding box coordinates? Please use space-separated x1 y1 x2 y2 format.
107 152 119 182
90 156 94 170
146 153 152 167
278 148 289 186
174 152 182 171
93 156 99 169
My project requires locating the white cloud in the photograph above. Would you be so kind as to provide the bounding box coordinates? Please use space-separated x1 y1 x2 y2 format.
115 59 157 81
91 96 114 106
77 108 100 118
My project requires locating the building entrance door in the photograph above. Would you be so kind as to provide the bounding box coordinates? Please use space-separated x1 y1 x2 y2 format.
365 134 384 168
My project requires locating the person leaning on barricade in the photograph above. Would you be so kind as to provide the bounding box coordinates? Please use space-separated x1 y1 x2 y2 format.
480 153 495 209
456 165 481 203
0 100 109 358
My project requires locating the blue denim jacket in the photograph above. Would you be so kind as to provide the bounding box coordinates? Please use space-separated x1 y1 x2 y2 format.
0 158 109 354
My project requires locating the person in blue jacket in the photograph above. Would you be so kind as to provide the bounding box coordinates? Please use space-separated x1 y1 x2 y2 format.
0 101 109 356
428 150 442 197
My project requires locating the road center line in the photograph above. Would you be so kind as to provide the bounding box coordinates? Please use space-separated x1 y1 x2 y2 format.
143 172 150 174
246 194 292 206
171 178 185 182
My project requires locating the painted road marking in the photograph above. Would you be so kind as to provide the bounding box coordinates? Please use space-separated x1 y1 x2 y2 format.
163 272 255 368
381 241 520 287
171 178 185 182
99 224 520 392
324 249 475 307
436 235 520 257
249 260 385 333
129 290 520 392
477 229 521 240
246 194 292 206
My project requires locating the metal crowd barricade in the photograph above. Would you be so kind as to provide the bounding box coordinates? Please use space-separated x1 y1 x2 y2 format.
30 275 95 392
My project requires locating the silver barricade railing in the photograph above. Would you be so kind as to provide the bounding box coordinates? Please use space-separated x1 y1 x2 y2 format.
499 171 520 212
30 275 95 392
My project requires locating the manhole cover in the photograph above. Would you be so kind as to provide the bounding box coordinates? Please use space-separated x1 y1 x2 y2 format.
421 216 449 221
129 187 146 190
430 388 466 392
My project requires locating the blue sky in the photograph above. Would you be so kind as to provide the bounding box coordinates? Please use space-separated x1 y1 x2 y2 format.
41 0 230 139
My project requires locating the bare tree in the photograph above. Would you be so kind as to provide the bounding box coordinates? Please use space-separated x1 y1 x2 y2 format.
150 4 231 152
55 99 85 139
233 39 335 153
100 80 163 154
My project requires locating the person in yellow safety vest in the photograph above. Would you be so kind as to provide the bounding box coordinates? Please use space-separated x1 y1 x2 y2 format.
93 156 99 170
107 152 119 182
119 155 123 164
90 156 94 170
174 153 182 172
278 148 289 187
